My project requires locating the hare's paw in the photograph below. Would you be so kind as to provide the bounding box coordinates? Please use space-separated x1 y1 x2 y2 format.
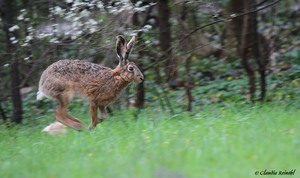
70 122 84 131
88 118 105 130
57 117 83 131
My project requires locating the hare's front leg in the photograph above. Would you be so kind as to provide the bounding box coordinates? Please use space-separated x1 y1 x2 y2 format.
99 106 107 121
89 102 98 130
89 103 107 130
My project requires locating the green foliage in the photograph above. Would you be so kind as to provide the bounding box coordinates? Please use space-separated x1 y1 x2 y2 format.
266 49 300 101
1 0 299 127
2 46 299 122
1 103 300 178
1 1 299 176
144 50 300 113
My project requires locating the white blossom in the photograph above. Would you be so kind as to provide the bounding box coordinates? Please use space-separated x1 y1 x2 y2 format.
16 0 155 49
73 16 80 22
9 25 20 32
89 27 97 33
75 30 83 36
135 1 143 7
65 12 75 20
10 36 16 41
25 35 33 42
97 1 104 9
17 9 27 21
144 24 152 30
49 38 59 43
12 39 19 44
230 14 236 18
21 43 29 47
51 6 65 16
80 9 90 17
27 26 34 32
71 34 77 40
72 21 83 28
134 7 147 12
17 14 24 20
37 33 53 39
87 19 98 25
55 6 62 13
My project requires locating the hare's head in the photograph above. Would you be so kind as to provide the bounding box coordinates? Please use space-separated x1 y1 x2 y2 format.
115 35 144 83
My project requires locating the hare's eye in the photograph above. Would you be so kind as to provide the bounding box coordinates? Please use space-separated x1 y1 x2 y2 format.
128 66 134 72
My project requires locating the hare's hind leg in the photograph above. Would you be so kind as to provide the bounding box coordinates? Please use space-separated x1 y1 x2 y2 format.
99 106 107 121
56 94 83 131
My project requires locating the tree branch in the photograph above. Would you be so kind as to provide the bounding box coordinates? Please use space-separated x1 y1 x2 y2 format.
181 0 281 42
143 0 281 71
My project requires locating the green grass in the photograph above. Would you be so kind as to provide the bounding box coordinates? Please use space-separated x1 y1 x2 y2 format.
1 103 300 178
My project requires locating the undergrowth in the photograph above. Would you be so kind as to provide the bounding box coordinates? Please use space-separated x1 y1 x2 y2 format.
1 102 299 178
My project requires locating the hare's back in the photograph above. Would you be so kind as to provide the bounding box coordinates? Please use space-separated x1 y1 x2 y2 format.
46 59 110 79
38 59 112 100
38 59 112 99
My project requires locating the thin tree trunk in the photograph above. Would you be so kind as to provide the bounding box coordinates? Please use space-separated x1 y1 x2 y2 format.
241 50 256 102
131 1 145 109
1 0 23 123
249 0 268 102
157 0 177 83
240 0 256 102
135 62 145 109
10 60 23 123
185 56 192 111
250 0 267 101
224 0 244 50
225 0 270 102
0 101 8 121
225 0 271 102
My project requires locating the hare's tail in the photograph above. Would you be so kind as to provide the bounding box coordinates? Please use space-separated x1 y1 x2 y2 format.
36 90 46 100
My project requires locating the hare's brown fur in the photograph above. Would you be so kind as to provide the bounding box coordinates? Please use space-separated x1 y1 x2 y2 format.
37 36 143 130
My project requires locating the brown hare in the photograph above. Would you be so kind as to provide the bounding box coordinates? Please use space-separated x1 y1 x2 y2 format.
37 35 144 130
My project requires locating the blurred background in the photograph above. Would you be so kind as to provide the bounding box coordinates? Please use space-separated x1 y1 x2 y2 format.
0 0 299 124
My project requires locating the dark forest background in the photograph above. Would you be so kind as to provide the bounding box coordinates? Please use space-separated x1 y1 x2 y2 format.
0 0 299 124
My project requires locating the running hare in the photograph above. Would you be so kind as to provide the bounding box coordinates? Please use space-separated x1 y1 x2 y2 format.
37 36 144 130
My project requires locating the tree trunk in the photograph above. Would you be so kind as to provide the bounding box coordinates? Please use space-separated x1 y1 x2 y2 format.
241 49 256 102
240 0 256 102
225 0 269 102
0 101 8 121
250 0 267 101
224 0 244 50
10 60 23 123
157 0 177 84
258 35 269 101
185 56 192 111
131 0 147 108
1 0 23 123
134 61 145 109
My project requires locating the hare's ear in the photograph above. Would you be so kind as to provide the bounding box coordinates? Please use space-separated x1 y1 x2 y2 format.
116 35 126 66
125 36 136 61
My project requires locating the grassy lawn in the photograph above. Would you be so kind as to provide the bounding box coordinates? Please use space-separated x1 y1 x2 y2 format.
1 103 300 178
